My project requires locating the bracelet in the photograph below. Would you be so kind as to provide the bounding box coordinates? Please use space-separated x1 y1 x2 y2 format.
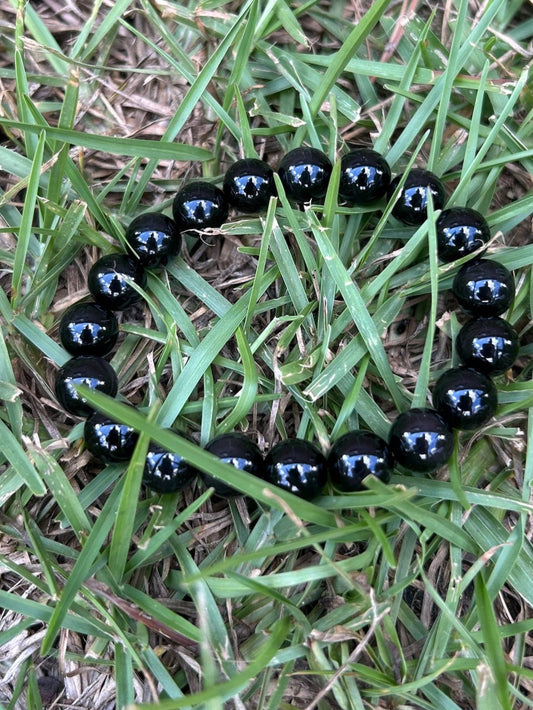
53 146 519 500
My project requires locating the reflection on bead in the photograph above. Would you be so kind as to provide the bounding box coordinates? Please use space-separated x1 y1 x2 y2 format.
84 411 138 462
433 367 498 430
202 432 264 497
264 438 326 500
388 169 446 225
327 430 393 491
223 159 275 213
125 212 181 268
436 207 489 262
172 182 228 234
59 302 119 357
456 317 519 375
339 149 391 204
54 356 118 417
278 147 332 203
88 253 147 310
389 408 454 473
143 441 197 493
452 258 514 316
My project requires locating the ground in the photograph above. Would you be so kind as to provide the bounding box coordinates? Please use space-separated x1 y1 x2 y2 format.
0 1 532 709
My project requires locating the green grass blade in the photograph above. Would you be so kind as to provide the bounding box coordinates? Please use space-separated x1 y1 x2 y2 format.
308 0 392 118
386 0 506 166
453 68 529 201
169 535 232 656
216 327 259 433
115 643 134 710
474 573 512 710
155 265 278 427
458 61 490 198
11 130 45 307
9 0 70 75
309 212 405 412
123 585 203 645
412 197 438 407
127 618 289 710
40 482 123 654
44 68 81 223
0 119 213 162
270 221 310 317
107 430 151 582
77 0 137 60
465 506 533 608
427 0 470 172
120 0 254 207
11 314 70 365
0 327 24 440
0 421 46 497
14 34 37 159
22 509 59 598
243 197 276 334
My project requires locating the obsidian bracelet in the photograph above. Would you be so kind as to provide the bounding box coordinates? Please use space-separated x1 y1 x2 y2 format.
52 146 520 500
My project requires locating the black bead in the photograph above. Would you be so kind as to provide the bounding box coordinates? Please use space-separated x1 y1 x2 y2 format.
339 149 391 205
54 356 118 417
452 258 514 316
263 438 326 500
172 181 228 234
432 367 498 431
223 158 276 213
125 212 181 268
456 317 519 376
143 440 198 494
278 147 332 203
436 207 489 263
88 253 147 311
327 430 393 491
388 408 454 473
201 432 264 497
59 302 119 357
387 168 446 225
84 411 138 463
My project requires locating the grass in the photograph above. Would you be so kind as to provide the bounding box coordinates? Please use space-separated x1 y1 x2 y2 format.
0 0 532 708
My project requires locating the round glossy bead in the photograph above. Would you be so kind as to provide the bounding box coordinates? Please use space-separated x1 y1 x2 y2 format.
327 431 393 492
278 147 332 203
388 408 454 473
387 168 446 225
125 212 181 268
452 258 514 316
201 433 264 497
54 356 118 417
223 158 276 213
456 317 519 375
59 302 119 357
143 441 197 494
263 438 326 500
433 367 498 431
339 149 391 204
84 411 138 463
88 253 147 310
436 207 489 263
172 181 228 234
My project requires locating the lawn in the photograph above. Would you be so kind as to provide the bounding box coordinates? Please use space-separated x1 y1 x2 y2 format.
0 0 532 708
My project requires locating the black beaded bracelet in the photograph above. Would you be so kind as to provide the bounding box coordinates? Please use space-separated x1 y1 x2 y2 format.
52 146 520 501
